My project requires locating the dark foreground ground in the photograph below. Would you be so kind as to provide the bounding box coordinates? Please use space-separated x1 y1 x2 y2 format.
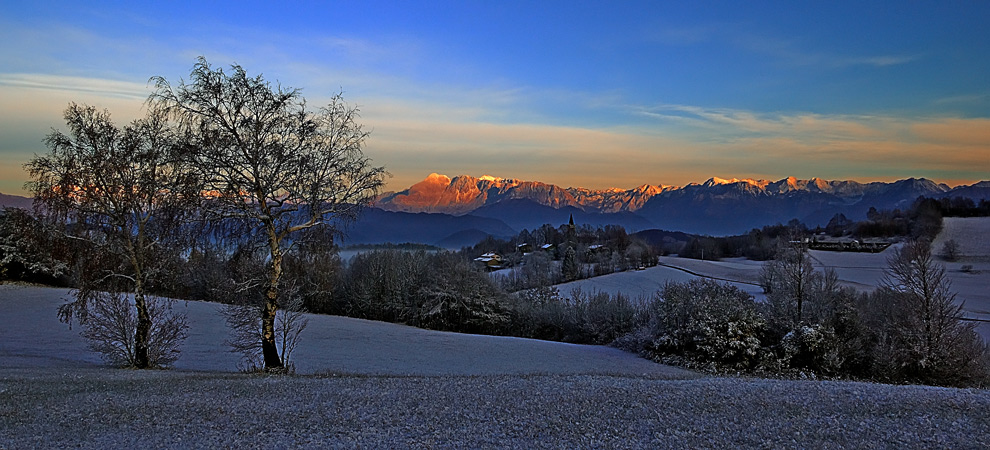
2 366 989 449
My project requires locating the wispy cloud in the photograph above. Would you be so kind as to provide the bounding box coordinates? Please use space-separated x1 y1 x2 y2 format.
628 101 989 181
0 73 151 99
733 33 920 69
644 22 920 70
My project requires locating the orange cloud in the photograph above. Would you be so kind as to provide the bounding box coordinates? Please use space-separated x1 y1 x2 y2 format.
911 118 990 147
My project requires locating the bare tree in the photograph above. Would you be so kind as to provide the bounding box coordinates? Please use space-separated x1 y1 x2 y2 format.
151 57 386 371
26 104 195 368
879 240 987 384
760 242 816 329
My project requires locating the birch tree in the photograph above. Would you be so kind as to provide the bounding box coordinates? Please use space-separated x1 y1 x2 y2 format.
151 58 386 370
27 103 194 368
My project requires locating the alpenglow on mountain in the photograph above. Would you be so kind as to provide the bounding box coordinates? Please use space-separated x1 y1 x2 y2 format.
4 174 985 244
376 173 678 215
372 173 989 237
377 173 967 215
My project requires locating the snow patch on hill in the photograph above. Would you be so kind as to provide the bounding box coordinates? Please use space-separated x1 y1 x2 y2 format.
0 285 693 377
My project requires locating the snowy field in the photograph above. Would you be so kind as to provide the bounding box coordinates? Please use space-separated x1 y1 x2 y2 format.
932 217 990 262
554 218 990 341
0 285 688 377
3 286 990 448
554 260 765 302
2 219 989 447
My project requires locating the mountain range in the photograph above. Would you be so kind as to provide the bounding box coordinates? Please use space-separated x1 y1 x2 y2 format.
4 175 988 247
374 174 990 238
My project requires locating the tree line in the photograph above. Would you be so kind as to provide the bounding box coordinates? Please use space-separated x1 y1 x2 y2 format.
673 195 987 262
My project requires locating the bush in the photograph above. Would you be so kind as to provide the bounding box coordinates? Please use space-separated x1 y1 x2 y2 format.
69 291 188 368
639 279 764 371
510 286 580 342
778 324 843 375
573 289 638 345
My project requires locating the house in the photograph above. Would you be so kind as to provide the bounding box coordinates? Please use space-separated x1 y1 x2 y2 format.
474 252 505 270
517 243 533 254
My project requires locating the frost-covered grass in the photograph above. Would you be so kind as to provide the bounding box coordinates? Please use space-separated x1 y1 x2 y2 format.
0 285 689 377
3 367 989 448
3 285 990 447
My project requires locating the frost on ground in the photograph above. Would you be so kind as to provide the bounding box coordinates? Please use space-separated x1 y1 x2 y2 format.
2 368 989 449
3 285 990 448
0 286 689 377
932 217 990 263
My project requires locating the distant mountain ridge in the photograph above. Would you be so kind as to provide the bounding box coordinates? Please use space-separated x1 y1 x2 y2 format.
0 193 34 210
377 173 966 215
3 174 987 244
376 174 987 235
376 173 679 215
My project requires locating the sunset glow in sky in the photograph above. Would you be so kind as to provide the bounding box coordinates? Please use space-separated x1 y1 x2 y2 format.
1 1 988 194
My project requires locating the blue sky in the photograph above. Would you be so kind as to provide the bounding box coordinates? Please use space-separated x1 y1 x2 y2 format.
1 1 988 194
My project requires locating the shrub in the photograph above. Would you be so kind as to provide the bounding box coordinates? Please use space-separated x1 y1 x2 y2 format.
573 289 638 345
640 279 764 371
70 291 188 368
778 324 843 375
510 286 579 342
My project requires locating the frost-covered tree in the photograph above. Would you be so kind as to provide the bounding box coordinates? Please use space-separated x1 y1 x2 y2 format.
876 240 987 384
151 58 386 371
0 207 69 284
646 279 764 370
27 104 194 368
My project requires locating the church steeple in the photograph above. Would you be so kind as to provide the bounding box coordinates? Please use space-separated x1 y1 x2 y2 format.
566 213 576 243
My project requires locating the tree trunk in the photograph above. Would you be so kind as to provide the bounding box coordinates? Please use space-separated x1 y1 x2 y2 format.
261 289 282 369
134 291 151 368
262 228 284 370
